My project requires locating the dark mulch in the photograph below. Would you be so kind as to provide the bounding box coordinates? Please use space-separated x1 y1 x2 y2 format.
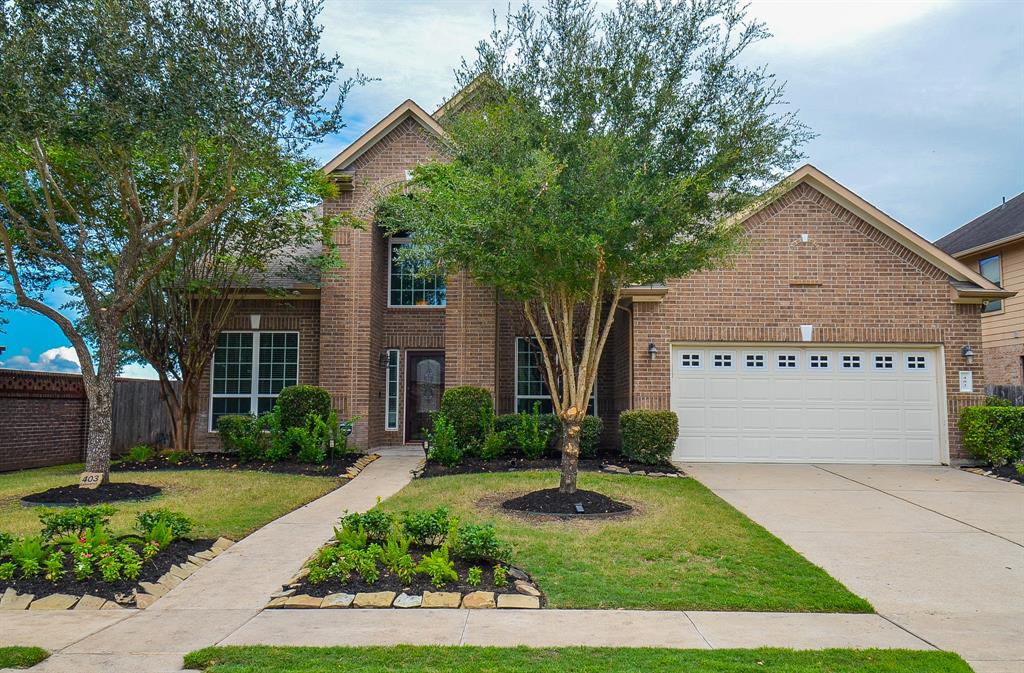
502 487 631 516
0 538 213 605
975 463 1024 484
296 544 528 599
418 455 681 479
112 452 362 478
21 483 162 506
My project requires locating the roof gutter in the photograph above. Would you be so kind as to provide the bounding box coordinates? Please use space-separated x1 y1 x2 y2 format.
947 231 1024 260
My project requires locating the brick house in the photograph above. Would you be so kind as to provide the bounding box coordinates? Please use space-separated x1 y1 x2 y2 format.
936 193 1024 385
194 96 1010 465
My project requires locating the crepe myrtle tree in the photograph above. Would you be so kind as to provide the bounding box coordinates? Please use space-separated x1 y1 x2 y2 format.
0 0 359 482
378 0 811 494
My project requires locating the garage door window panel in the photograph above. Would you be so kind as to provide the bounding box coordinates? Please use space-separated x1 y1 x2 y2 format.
776 352 799 369
905 353 928 371
809 353 831 370
872 353 896 371
712 352 735 369
744 353 766 369
842 353 864 370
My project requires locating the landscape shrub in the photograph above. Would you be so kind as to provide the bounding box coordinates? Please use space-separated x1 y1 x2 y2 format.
135 509 194 539
579 415 603 458
400 506 452 546
426 414 461 467
985 395 1016 407
514 403 552 459
217 414 265 461
277 385 332 431
39 505 116 540
341 509 396 543
440 386 494 457
620 410 678 465
453 523 512 563
959 405 1024 465
481 430 510 460
125 445 155 463
160 448 188 465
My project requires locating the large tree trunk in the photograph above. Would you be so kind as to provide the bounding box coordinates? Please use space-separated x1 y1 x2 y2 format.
81 327 122 483
558 414 582 494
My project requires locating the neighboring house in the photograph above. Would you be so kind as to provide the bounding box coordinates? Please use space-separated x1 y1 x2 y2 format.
935 193 1024 385
194 92 1010 465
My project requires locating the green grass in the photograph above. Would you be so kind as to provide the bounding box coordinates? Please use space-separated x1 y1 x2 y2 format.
184 646 973 673
0 463 344 540
0 646 49 669
380 472 871 612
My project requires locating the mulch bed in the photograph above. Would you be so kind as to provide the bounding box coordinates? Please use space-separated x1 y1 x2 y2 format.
418 456 681 478
0 538 213 604
21 483 162 506
112 452 361 477
502 487 631 516
971 463 1024 484
296 544 522 599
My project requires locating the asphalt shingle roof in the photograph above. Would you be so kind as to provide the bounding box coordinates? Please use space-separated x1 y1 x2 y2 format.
934 192 1024 256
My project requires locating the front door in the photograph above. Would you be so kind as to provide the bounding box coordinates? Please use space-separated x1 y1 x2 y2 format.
405 351 445 442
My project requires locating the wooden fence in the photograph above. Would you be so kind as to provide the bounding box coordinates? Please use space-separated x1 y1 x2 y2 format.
985 384 1024 406
111 378 178 453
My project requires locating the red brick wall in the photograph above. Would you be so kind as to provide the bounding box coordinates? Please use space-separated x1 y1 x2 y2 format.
982 343 1023 385
0 371 87 472
630 182 985 462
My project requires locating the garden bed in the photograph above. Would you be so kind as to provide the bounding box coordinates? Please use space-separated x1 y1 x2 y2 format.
963 463 1024 485
21 483 162 506
502 487 631 516
113 452 369 478
417 456 683 479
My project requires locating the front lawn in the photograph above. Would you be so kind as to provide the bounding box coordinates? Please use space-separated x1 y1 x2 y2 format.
381 472 871 612
0 647 49 669
184 646 972 673
0 464 343 540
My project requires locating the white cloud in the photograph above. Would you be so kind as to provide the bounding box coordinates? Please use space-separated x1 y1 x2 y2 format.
0 346 81 373
119 362 160 380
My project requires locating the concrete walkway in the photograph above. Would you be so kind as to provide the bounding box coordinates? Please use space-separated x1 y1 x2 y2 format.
683 463 1024 673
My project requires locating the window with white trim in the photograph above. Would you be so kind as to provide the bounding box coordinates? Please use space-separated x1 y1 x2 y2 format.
776 353 798 369
515 337 595 414
388 238 446 307
385 349 400 430
678 352 702 368
211 331 298 428
979 255 1003 313
712 353 734 369
873 353 895 370
842 354 863 370
905 353 927 370
744 353 766 369
809 353 830 369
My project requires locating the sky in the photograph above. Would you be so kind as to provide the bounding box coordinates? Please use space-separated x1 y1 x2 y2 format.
1 0 1022 377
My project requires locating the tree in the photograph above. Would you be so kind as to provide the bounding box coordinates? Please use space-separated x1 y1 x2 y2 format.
122 195 339 455
0 0 357 482
378 0 811 494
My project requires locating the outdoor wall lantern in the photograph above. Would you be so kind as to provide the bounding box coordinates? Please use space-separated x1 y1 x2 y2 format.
648 341 658 360
961 344 975 365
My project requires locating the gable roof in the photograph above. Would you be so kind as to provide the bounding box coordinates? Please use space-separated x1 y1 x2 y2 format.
933 192 1024 258
321 99 444 175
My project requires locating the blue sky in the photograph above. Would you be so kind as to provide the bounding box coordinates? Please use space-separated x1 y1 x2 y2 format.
1 0 1022 376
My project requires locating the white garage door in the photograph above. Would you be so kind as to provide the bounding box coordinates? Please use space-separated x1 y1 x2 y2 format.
670 344 944 464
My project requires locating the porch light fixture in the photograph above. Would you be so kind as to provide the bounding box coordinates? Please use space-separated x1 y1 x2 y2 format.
648 341 658 360
961 344 975 365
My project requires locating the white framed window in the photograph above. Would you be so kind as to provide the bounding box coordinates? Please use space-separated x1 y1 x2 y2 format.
809 353 831 369
712 352 734 369
842 353 863 370
744 353 766 369
515 337 595 415
678 352 702 369
872 353 896 370
776 352 799 369
905 353 928 371
979 255 1003 313
385 349 400 430
210 331 299 429
388 237 446 307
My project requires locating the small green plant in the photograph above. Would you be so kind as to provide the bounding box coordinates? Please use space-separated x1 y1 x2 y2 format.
492 564 508 588
98 551 122 582
217 414 266 461
515 402 552 459
353 547 381 583
415 545 459 588
125 444 155 463
143 519 176 549
160 448 189 465
9 537 47 575
377 531 411 568
141 540 161 561
481 431 510 460
426 413 462 467
579 415 604 458
342 508 396 543
1015 462 1024 477
333 523 369 551
453 523 512 564
136 509 194 539
38 505 116 540
400 507 452 547
466 566 483 586
0 532 13 557
119 546 142 581
43 550 66 582
0 562 15 581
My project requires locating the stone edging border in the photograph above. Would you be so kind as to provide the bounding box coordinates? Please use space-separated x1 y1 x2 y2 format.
266 588 540 610
962 466 1022 485
0 537 235 612
345 453 380 479
601 464 685 478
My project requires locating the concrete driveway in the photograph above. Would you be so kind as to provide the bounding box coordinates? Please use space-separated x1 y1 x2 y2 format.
681 463 1024 673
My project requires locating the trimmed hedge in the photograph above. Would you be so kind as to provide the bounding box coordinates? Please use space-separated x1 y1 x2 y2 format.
440 386 494 457
620 410 678 465
277 385 332 431
959 405 1024 465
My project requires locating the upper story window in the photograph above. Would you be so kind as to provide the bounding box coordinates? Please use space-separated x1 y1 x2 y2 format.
211 331 299 429
389 238 446 307
979 255 1003 313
